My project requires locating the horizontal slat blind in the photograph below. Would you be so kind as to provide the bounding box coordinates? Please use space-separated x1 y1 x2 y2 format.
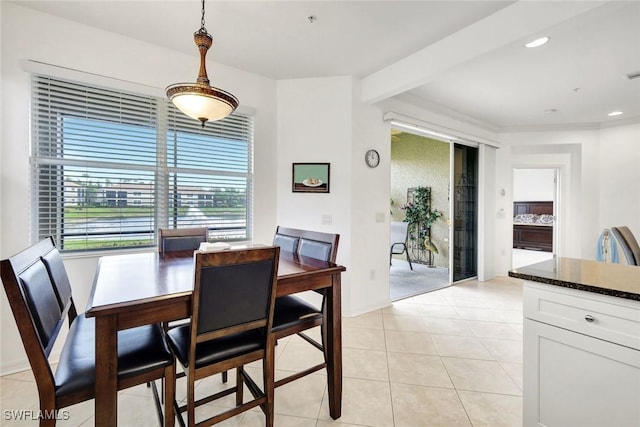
32 75 252 252
166 105 252 241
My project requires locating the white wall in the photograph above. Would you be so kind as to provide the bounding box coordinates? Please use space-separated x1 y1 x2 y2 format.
597 122 640 235
0 2 278 374
495 132 588 275
275 77 419 317
275 76 354 312
478 145 497 280
276 76 352 235
493 122 640 275
349 81 393 315
513 169 555 201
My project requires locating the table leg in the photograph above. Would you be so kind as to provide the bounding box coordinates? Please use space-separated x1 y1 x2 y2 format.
325 272 342 419
95 315 118 427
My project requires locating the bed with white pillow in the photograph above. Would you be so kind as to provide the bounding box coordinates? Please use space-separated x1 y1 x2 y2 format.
513 201 554 252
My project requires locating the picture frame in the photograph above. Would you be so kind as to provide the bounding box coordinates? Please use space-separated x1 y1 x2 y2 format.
292 163 330 193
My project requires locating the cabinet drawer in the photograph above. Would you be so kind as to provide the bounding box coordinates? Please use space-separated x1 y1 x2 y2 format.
524 281 640 350
524 318 640 427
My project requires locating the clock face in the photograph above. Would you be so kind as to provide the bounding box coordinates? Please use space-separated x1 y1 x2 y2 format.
365 149 380 168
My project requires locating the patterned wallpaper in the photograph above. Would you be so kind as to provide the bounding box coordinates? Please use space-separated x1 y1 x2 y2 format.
391 132 450 268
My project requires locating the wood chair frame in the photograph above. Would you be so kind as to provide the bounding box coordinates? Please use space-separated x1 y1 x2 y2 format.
271 226 340 388
169 246 279 427
1 237 175 426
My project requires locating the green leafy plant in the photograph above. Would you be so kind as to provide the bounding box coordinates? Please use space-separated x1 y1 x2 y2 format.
402 186 442 252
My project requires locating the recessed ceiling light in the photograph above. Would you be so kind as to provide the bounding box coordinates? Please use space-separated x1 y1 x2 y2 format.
608 111 623 117
525 36 550 48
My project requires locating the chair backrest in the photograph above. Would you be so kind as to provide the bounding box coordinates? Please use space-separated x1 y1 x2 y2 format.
1 237 70 391
273 226 339 263
41 246 78 322
611 226 640 266
158 227 208 256
191 246 280 345
390 221 409 245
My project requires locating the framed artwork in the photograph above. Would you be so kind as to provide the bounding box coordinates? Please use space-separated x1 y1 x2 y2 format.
292 163 330 193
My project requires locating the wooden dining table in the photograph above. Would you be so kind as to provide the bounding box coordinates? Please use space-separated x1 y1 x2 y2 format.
85 247 346 427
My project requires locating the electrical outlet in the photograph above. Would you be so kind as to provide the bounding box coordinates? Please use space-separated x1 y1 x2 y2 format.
321 214 332 225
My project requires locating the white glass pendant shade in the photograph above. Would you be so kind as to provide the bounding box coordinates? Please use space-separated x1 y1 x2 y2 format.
167 84 238 123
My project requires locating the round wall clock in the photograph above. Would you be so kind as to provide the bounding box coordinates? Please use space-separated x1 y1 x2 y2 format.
365 149 380 168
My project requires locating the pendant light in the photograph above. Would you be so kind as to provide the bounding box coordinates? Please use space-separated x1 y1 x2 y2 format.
166 0 238 127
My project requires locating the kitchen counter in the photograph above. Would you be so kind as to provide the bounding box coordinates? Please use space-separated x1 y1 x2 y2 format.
513 257 640 427
509 256 640 301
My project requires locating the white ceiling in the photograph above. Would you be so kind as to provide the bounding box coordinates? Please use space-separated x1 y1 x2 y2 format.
13 0 640 130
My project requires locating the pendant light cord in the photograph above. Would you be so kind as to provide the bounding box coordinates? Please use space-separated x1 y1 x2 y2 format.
200 0 207 33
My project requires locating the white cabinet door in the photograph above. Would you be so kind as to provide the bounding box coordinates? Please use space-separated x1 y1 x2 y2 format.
524 319 640 427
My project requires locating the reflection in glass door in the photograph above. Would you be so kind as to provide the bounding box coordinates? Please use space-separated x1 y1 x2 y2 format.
453 144 478 282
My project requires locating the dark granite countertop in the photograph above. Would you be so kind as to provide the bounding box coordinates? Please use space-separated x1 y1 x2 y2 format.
509 257 640 301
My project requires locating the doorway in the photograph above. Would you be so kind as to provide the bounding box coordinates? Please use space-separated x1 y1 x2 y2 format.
387 118 485 299
389 131 450 300
511 168 557 269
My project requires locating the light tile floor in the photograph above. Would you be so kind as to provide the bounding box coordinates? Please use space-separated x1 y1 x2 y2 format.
512 248 553 270
1 276 523 426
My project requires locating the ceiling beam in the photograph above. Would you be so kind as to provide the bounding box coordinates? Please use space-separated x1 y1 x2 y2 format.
361 0 609 104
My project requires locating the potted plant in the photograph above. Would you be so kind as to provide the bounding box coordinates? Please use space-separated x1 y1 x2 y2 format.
402 187 442 258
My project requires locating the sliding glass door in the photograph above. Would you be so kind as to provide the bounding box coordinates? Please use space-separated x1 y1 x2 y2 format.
452 143 478 282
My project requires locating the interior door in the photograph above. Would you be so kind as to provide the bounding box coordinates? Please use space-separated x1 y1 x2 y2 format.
452 143 478 282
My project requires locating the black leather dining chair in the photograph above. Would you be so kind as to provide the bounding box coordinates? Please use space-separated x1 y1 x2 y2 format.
0 237 175 426
157 227 231 388
271 226 339 388
165 246 279 427
611 226 640 266
158 226 210 335
158 227 208 258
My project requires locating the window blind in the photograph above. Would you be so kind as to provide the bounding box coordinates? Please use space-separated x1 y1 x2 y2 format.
32 75 253 252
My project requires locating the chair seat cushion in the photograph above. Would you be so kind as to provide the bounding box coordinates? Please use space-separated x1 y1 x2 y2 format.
55 314 173 398
272 295 322 333
167 325 264 369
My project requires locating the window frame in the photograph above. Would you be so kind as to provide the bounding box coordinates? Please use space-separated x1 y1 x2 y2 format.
31 74 254 253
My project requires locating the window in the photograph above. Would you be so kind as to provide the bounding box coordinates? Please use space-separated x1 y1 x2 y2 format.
32 75 253 252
